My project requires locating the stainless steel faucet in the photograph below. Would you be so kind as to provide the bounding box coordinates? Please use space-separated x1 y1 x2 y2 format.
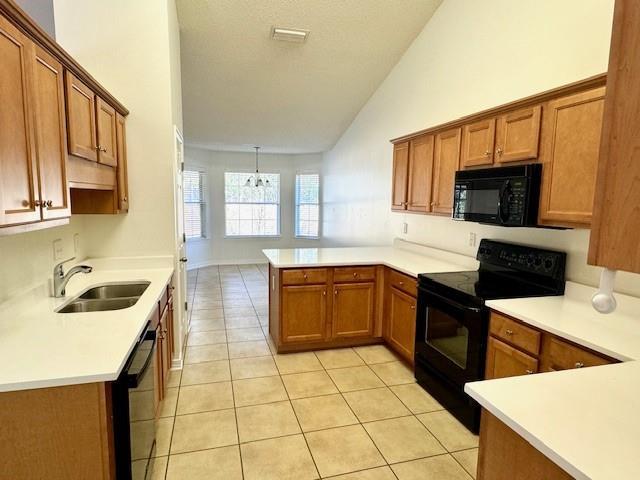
53 258 93 298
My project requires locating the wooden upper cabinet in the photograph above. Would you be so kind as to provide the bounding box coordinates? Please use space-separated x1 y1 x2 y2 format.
281 285 328 343
589 0 640 274
407 134 434 213
538 87 605 227
115 113 129 212
96 97 117 167
485 336 538 380
432 127 461 215
391 142 409 210
0 16 40 226
461 118 496 168
65 71 97 162
332 282 375 339
387 286 416 363
33 46 70 220
495 105 541 163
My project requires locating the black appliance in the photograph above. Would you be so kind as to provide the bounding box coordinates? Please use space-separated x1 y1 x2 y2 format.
453 163 542 226
112 321 157 479
414 239 566 433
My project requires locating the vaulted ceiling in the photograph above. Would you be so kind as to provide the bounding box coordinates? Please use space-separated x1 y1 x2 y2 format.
177 0 442 153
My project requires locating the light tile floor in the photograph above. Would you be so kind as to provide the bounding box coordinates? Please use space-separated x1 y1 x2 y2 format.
141 264 479 480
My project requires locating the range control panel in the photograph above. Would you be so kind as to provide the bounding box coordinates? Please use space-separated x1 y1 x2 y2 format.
476 239 566 278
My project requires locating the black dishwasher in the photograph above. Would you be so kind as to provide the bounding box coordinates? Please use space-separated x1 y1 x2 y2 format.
112 321 157 480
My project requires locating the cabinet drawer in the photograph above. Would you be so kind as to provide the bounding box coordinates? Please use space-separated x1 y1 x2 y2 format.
490 312 541 356
334 266 376 283
486 336 539 380
282 268 328 285
546 337 614 371
388 269 417 297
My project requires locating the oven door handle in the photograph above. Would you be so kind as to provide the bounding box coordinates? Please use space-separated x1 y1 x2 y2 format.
420 288 482 313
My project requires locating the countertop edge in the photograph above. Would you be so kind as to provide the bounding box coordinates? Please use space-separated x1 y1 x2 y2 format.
464 383 589 480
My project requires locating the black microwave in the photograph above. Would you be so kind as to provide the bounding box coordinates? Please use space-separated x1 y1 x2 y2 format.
452 163 542 227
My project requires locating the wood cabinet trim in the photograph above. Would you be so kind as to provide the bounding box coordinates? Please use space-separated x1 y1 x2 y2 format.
0 0 128 116
390 74 606 145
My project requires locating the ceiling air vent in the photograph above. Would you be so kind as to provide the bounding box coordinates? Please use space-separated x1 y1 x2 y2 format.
271 27 309 43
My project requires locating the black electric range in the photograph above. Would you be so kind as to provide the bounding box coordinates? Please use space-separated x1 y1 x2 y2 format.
414 239 566 433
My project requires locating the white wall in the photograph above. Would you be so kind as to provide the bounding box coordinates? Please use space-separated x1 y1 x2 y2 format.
322 0 640 296
185 148 323 267
0 219 86 302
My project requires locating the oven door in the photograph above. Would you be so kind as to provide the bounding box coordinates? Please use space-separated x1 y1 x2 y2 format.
415 287 487 386
453 178 510 225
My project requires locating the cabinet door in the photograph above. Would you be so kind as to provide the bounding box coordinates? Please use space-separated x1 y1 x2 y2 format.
432 128 461 215
0 17 40 226
160 306 170 388
538 88 605 227
281 285 327 343
495 105 541 163
485 336 538 380
65 71 97 162
96 97 117 167
154 324 164 408
33 46 70 220
391 142 409 210
115 113 129 212
407 135 434 213
332 282 375 339
387 287 416 363
588 0 640 273
461 118 495 168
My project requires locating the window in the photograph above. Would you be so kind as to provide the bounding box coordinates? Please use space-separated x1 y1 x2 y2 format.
225 172 280 236
295 173 320 238
183 170 207 239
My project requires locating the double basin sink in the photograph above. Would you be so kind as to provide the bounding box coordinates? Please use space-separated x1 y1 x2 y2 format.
57 282 150 313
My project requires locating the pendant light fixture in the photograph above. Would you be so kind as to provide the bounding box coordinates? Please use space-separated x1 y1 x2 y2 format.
245 146 270 187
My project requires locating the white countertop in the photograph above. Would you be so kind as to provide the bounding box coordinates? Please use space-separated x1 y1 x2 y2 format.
0 257 174 393
262 245 477 277
467 282 640 480
466 362 640 480
487 282 640 361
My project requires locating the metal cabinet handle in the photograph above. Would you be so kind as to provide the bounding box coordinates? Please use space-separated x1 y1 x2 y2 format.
398 281 404 286
496 147 503 156
34 199 42 207
334 290 338 295
410 305 415 310
46 200 53 208
323 290 326 296
575 362 585 368
505 329 514 336
525 369 534 374
353 272 358 278
303 274 308 279
484 150 491 157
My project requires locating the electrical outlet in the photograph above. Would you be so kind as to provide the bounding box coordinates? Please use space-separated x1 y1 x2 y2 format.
53 239 64 260
468 232 477 248
73 233 80 254
402 222 408 234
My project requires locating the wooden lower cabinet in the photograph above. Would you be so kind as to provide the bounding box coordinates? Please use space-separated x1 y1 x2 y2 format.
332 282 375 339
281 284 328 343
386 286 417 363
477 411 573 480
485 336 538 379
486 310 615 381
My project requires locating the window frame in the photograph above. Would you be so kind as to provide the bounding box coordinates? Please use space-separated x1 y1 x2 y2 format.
183 169 208 241
223 169 282 238
294 171 321 239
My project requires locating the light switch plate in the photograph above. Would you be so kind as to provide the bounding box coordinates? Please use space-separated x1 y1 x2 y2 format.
468 232 477 247
73 233 80 254
402 222 408 234
53 238 64 260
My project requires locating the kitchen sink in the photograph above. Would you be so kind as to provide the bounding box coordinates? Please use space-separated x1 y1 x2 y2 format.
57 297 140 313
56 281 150 313
78 282 150 300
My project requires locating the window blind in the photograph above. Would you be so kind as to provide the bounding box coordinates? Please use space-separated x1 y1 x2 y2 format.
224 172 281 236
295 173 320 238
183 170 206 239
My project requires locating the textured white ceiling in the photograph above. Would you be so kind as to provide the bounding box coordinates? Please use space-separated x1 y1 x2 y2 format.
177 0 442 153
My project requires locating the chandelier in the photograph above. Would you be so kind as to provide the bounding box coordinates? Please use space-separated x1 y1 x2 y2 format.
245 146 270 187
